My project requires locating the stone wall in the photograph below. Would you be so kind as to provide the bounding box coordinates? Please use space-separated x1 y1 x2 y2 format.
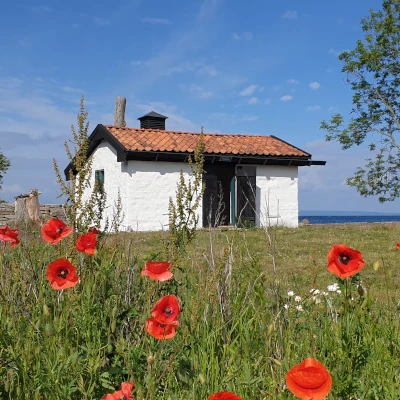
0 203 67 226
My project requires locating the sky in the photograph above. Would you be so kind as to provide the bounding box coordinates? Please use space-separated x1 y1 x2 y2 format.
1 0 397 213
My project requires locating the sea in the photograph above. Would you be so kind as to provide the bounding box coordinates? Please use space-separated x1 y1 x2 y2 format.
298 215 400 225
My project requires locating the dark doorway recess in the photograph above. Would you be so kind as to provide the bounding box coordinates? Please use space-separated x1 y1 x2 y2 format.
202 164 235 227
235 166 256 227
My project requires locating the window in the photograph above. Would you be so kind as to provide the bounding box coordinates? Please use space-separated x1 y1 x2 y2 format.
95 169 104 185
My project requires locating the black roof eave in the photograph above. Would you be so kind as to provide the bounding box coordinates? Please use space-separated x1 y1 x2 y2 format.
64 124 128 180
124 150 326 166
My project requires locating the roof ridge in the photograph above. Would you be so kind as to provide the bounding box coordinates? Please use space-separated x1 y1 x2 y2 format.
103 124 272 138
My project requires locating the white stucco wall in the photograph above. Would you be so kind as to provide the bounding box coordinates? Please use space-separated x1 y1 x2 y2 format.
255 165 299 228
84 141 299 231
85 141 202 231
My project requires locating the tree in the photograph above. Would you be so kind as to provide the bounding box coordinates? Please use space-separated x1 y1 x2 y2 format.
320 0 400 202
0 149 11 198
53 96 106 234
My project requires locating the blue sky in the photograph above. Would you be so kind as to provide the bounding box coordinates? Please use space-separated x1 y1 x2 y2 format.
1 0 396 212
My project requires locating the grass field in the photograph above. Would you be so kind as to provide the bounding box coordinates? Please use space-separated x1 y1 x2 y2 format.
1 222 400 399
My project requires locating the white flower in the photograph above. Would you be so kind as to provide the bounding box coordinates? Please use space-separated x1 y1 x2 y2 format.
284 304 289 309
322 292 328 296
315 298 321 304
296 305 304 312
287 291 294 297
327 283 339 292
295 296 301 302
313 289 320 295
309 288 316 294
336 289 342 294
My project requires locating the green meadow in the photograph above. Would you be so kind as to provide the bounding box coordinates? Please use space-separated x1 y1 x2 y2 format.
1 222 400 399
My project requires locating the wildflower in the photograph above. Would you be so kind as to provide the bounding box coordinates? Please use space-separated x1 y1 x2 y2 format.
296 305 304 312
327 244 365 279
46 258 80 290
336 289 342 294
313 289 320 295
287 290 294 297
309 288 316 294
141 261 173 281
41 218 73 245
397 243 400 250
295 296 301 302
284 304 289 310
150 295 180 325
102 382 134 400
322 292 328 296
327 283 339 292
315 298 321 304
0 226 20 248
76 230 98 256
286 357 332 400
208 392 243 400
145 317 178 340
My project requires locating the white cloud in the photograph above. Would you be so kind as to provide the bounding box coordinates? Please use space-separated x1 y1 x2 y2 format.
141 17 172 25
190 84 212 99
198 65 218 76
307 105 321 111
232 32 253 40
328 106 338 112
240 85 258 96
62 86 83 93
93 17 110 26
287 79 299 85
309 81 321 90
282 10 298 20
0 78 24 89
240 115 258 122
2 183 23 194
198 0 220 22
264 98 271 105
328 48 340 56
135 101 198 131
280 95 293 101
248 97 258 104
30 6 52 12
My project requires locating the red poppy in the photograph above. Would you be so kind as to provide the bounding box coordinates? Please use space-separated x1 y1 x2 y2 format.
46 258 80 290
88 226 99 234
327 244 366 279
0 226 20 248
76 231 98 256
208 392 243 400
396 243 400 250
141 261 173 281
41 218 73 244
101 382 134 400
151 295 180 325
145 317 178 340
286 358 332 400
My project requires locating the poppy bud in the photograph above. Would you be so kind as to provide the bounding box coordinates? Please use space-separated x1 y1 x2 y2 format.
198 373 205 384
44 323 53 336
147 355 155 366
43 303 50 316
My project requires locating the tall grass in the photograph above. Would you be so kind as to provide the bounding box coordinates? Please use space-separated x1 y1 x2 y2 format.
1 223 400 399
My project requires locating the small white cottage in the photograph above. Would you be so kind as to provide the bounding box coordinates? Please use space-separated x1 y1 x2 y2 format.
66 99 325 231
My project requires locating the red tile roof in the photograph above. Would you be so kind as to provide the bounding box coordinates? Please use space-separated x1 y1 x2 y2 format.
103 125 309 157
